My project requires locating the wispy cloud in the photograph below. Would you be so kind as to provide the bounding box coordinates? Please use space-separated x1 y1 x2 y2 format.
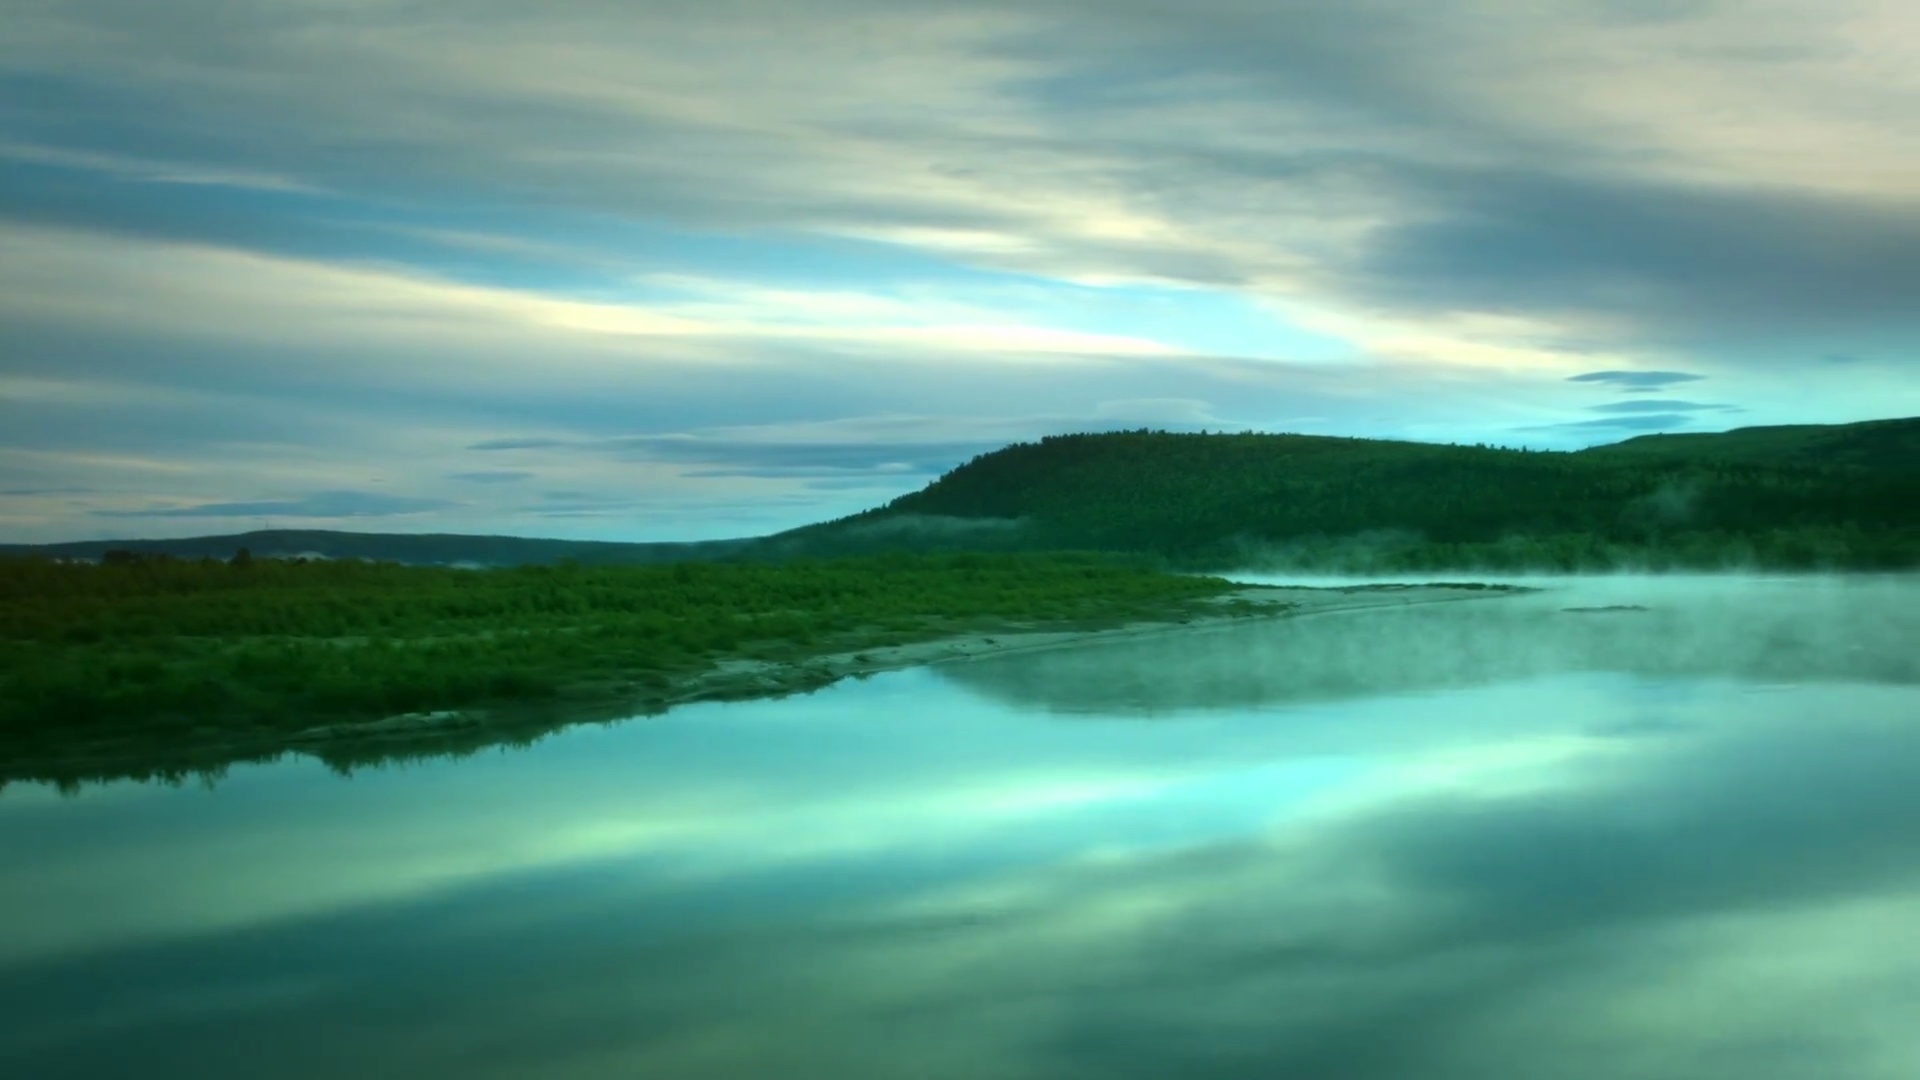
0 140 324 194
470 438 570 452
94 491 459 520
2 0 1916 540
458 403 1279 481
1530 414 1699 434
448 470 535 484
1567 371 1707 392
1586 399 1734 414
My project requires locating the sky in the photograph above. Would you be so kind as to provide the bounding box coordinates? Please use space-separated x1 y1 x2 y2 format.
1 0 1915 543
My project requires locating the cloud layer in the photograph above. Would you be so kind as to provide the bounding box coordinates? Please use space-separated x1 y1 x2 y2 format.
1 0 1915 540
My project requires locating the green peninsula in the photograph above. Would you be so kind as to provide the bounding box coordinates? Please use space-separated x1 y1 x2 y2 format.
0 552 1267 787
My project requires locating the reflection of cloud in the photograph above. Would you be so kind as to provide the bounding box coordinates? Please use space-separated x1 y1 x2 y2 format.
6 663 1920 1077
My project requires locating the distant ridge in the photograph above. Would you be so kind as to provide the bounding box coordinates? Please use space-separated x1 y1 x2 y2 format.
8 418 1917 572
1578 416 1919 470
757 417 1920 570
0 529 756 567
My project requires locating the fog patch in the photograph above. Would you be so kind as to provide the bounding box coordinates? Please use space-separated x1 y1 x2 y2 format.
1623 475 1704 527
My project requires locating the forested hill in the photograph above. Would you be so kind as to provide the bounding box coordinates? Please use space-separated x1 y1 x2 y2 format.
9 420 1914 572
1579 416 1920 469
763 418 1920 571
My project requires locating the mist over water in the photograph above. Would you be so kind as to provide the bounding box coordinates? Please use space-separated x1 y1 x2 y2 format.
1 575 1916 1079
955 573 1919 714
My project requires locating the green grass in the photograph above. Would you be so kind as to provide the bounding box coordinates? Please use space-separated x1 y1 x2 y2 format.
0 551 1240 785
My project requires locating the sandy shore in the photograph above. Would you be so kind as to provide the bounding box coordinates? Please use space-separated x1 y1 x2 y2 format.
667 582 1531 705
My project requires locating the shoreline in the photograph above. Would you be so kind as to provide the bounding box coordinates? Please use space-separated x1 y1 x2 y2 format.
665 582 1531 705
6 582 1530 787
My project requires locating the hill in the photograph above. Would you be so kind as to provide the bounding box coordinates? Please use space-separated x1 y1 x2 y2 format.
0 529 754 567
8 418 1914 573
759 418 1920 571
1578 416 1920 470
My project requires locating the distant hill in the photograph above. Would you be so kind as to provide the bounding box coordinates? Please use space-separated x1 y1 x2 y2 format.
9 418 1916 573
1579 416 1920 470
0 529 755 567
757 417 1920 571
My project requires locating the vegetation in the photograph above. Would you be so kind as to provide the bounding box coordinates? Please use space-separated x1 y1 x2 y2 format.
767 418 1920 570
0 551 1241 787
6 417 1913 785
9 419 1910 575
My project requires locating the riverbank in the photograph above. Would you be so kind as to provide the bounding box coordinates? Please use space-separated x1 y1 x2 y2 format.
0 554 1527 788
664 582 1526 706
174 583 1529 777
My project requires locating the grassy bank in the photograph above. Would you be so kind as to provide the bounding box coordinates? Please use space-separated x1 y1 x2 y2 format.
1 551 1244 787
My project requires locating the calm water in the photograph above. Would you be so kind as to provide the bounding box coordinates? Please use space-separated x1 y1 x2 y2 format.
3 575 1917 1079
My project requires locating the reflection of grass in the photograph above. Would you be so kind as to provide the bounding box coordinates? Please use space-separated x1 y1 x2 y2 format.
1 552 1239 788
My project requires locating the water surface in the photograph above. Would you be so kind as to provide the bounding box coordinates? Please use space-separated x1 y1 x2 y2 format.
3 575 1917 1079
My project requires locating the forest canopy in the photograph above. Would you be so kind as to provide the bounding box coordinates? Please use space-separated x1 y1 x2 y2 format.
766 419 1920 570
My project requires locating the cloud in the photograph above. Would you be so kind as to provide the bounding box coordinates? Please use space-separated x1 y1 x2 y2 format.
10 1 1920 352
1346 166 1920 345
0 140 323 195
801 476 920 491
1531 413 1698 433
3 0 1918 540
608 435 995 476
465 399 1301 482
464 427 1007 481
468 438 571 452
1586 399 1732 414
1567 370 1706 391
448 470 535 484
92 491 459 519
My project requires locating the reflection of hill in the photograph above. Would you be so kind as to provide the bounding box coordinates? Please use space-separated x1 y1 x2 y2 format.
935 581 1920 716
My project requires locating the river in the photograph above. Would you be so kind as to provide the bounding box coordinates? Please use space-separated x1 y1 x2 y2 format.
2 574 1916 1078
